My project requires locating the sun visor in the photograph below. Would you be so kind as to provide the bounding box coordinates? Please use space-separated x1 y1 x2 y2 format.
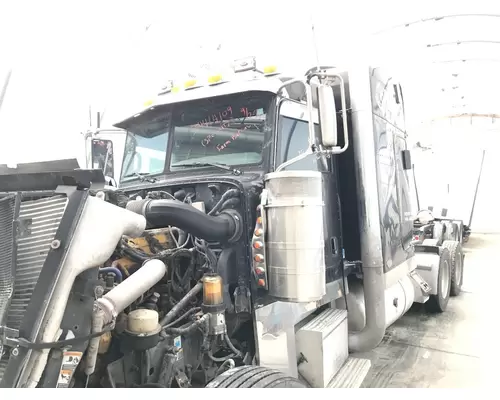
113 104 171 138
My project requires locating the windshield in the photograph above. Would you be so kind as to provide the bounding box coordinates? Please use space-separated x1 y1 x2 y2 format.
120 91 274 182
121 130 169 180
170 91 274 169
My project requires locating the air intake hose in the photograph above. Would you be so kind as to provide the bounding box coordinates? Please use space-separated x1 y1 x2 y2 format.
126 199 242 243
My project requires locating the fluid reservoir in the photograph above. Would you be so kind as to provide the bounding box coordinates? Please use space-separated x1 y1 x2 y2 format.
127 308 160 334
264 170 326 302
202 274 223 307
121 308 162 351
202 274 226 335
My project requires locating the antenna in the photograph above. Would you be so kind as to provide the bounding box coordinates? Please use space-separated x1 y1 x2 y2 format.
99 108 106 127
310 13 320 71
0 69 13 116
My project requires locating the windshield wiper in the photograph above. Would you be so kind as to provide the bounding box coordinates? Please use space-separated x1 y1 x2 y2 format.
123 172 158 183
172 162 242 176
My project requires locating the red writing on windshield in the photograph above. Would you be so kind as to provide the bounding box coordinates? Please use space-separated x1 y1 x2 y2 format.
198 106 264 150
199 106 233 147
240 107 257 118
196 106 233 127
201 134 216 147
216 130 242 152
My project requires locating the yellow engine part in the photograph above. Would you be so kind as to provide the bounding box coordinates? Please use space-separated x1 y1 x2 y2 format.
114 228 176 271
98 331 112 354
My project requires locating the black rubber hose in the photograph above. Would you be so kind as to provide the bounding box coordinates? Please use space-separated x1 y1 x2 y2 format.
163 314 209 335
160 282 203 326
163 307 202 329
126 199 240 243
217 198 240 213
208 188 239 215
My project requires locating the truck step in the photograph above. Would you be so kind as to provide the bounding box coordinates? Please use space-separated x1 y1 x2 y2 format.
326 357 371 388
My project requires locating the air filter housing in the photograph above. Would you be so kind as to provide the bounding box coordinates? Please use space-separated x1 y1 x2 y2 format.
264 170 326 303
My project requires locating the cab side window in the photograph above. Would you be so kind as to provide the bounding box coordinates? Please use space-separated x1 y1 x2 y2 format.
276 116 328 172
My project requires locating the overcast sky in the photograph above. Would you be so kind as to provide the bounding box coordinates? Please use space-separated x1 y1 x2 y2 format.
1 0 499 164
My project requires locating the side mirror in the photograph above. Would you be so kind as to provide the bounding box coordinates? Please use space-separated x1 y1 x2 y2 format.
317 84 338 147
91 139 115 179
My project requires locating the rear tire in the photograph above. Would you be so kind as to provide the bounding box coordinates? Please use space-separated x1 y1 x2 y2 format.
442 240 464 296
456 221 464 244
425 247 451 313
206 366 308 388
443 222 458 241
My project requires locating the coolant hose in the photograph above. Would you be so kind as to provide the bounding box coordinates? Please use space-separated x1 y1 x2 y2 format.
85 260 167 378
126 199 242 243
99 266 123 282
97 259 167 325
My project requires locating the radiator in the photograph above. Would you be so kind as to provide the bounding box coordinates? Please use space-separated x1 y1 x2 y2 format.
0 195 68 380
0 195 16 325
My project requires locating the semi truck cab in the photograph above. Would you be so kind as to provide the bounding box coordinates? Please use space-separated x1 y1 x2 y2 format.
0 57 464 389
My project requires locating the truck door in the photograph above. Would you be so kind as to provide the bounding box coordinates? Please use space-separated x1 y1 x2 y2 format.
274 100 344 284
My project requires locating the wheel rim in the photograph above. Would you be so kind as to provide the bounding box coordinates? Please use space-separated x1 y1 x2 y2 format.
455 252 463 285
441 259 450 297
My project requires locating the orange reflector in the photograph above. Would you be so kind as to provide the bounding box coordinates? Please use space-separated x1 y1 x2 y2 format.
257 216 262 225
254 254 264 263
255 266 265 275
253 241 263 250
254 228 263 237
257 279 266 287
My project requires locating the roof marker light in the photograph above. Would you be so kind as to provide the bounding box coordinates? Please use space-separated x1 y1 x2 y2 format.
208 74 224 85
143 98 155 107
263 65 279 76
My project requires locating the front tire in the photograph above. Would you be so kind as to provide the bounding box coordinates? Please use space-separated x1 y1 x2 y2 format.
425 247 451 313
206 366 308 388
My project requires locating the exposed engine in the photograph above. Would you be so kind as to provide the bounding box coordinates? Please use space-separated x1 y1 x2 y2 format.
83 185 247 388
0 181 253 388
